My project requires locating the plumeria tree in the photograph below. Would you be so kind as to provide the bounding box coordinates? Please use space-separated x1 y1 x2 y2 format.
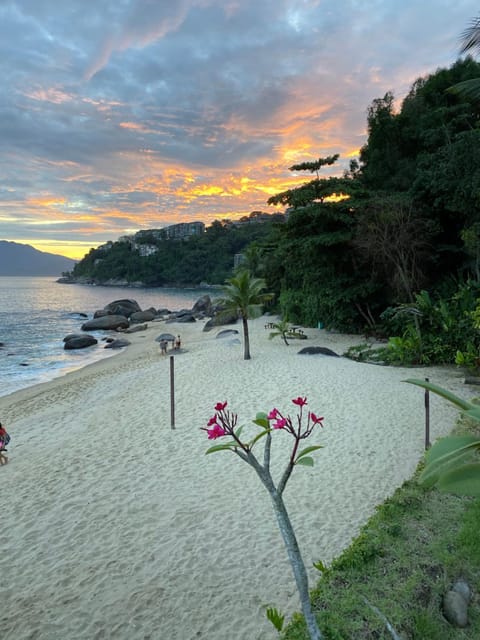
203 397 325 640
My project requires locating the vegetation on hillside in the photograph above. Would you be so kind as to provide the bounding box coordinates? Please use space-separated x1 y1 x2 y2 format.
70 213 284 286
70 57 480 368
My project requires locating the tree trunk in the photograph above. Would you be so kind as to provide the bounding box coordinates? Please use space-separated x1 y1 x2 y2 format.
242 316 251 360
270 491 323 640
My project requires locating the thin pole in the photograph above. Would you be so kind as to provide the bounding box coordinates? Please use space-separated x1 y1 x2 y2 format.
424 377 430 450
170 355 175 430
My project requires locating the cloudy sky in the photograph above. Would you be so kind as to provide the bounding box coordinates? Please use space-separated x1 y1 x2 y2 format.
1 0 478 259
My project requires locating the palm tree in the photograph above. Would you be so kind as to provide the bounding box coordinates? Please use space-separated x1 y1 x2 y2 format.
219 270 273 360
449 17 480 100
268 318 293 346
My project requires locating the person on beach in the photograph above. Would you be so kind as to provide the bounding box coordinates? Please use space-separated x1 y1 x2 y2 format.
0 422 10 465
174 335 181 350
160 339 168 355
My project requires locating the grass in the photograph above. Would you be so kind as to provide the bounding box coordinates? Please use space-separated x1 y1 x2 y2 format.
281 416 480 640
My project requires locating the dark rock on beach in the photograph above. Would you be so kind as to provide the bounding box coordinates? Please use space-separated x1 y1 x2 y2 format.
81 315 130 331
298 346 340 357
130 310 156 323
104 338 131 349
192 294 213 316
203 311 238 331
216 329 239 339
105 299 141 317
122 324 148 334
64 334 98 350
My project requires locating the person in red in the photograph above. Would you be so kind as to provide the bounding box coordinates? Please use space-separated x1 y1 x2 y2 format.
0 422 10 465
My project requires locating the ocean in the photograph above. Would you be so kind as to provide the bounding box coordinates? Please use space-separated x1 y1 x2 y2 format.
0 277 212 398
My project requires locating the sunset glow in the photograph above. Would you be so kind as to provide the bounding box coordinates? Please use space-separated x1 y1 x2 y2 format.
0 1 475 259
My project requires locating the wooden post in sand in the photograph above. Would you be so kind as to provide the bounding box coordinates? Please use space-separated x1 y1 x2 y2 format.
170 355 175 429
424 377 430 450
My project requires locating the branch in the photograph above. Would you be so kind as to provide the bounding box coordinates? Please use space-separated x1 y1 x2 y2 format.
277 461 295 496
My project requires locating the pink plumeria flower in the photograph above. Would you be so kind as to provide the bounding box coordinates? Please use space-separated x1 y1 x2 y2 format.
292 396 307 407
215 401 228 411
309 412 324 426
206 424 227 439
273 418 287 430
267 408 279 420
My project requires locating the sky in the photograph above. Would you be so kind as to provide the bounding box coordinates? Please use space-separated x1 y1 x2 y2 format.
1 0 478 260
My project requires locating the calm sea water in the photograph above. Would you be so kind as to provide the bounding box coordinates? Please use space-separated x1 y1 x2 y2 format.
0 277 211 398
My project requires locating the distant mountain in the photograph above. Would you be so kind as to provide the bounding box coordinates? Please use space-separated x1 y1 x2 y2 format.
0 241 77 276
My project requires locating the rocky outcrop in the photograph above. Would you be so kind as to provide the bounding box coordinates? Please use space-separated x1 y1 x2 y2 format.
192 294 213 316
104 338 131 349
81 315 130 331
122 324 148 334
216 329 239 338
171 314 196 323
103 299 141 317
203 310 238 331
298 346 340 357
63 334 98 350
130 310 156 322
443 579 471 628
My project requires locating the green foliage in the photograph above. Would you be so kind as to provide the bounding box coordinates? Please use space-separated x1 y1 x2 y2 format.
268 318 293 346
266 606 285 632
405 378 480 496
373 282 480 365
282 471 480 639
219 270 273 359
72 216 280 285
455 343 480 374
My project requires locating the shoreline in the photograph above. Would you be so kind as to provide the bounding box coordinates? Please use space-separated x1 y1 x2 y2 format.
0 317 472 639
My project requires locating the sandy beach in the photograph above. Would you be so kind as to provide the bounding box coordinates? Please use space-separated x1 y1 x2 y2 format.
0 316 473 640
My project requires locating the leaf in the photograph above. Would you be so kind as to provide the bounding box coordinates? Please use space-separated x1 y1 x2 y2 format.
404 379 473 411
253 412 269 429
205 442 237 454
234 426 244 440
313 560 328 573
266 607 285 632
437 463 480 497
249 430 270 448
296 456 314 467
463 407 480 422
420 436 480 486
296 445 324 461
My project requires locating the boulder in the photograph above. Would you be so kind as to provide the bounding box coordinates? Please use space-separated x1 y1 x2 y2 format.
175 314 196 323
443 590 468 628
156 308 171 316
166 313 196 323
298 346 340 357
123 324 148 334
130 310 156 323
203 311 238 332
175 309 195 318
104 338 131 349
193 294 213 316
216 329 239 339
103 299 141 318
81 315 130 331
64 334 98 350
